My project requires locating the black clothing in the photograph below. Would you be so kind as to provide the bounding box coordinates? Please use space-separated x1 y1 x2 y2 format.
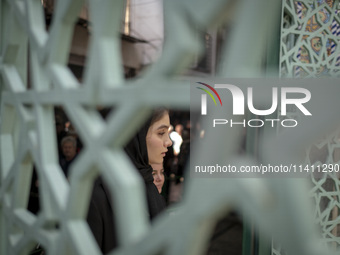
124 119 166 219
28 168 40 214
206 213 243 255
56 130 67 157
59 155 76 177
87 116 166 252
87 178 117 254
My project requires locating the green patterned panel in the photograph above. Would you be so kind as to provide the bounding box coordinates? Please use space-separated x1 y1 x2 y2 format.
281 0 340 77
279 0 340 254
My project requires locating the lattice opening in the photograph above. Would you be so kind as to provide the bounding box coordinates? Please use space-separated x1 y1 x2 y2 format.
316 7 331 25
284 33 302 56
308 143 328 165
310 36 323 55
282 11 294 30
327 38 337 60
27 167 41 215
55 106 84 178
299 45 311 63
294 1 309 20
29 244 46 255
330 222 340 239
316 64 330 76
318 194 333 214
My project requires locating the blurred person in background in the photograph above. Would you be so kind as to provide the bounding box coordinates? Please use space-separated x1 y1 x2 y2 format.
59 136 78 177
151 163 165 194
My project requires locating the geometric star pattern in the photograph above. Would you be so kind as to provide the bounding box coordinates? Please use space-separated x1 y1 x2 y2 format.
281 0 340 78
279 0 340 254
0 1 339 255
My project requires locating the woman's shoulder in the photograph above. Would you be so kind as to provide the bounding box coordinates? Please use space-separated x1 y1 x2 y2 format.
90 177 112 208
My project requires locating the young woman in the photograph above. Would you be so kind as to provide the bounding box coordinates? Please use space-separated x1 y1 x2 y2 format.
87 108 172 253
124 108 172 218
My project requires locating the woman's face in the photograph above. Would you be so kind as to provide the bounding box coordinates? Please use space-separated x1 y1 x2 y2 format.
146 113 172 164
151 163 165 193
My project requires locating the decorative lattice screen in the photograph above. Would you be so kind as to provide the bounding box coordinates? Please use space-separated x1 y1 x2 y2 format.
277 0 340 254
0 0 339 255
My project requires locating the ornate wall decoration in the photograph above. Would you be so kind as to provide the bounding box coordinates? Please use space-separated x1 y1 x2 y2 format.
281 0 340 77
279 0 340 254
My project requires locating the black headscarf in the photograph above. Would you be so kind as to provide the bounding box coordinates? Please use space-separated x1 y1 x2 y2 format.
124 117 166 220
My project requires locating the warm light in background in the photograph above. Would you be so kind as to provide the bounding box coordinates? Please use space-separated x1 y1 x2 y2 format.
124 0 130 35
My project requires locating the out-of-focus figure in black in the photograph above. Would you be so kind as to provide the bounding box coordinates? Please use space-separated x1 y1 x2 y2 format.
59 136 78 177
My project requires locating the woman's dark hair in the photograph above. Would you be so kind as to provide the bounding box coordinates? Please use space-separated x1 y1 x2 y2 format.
149 108 169 126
